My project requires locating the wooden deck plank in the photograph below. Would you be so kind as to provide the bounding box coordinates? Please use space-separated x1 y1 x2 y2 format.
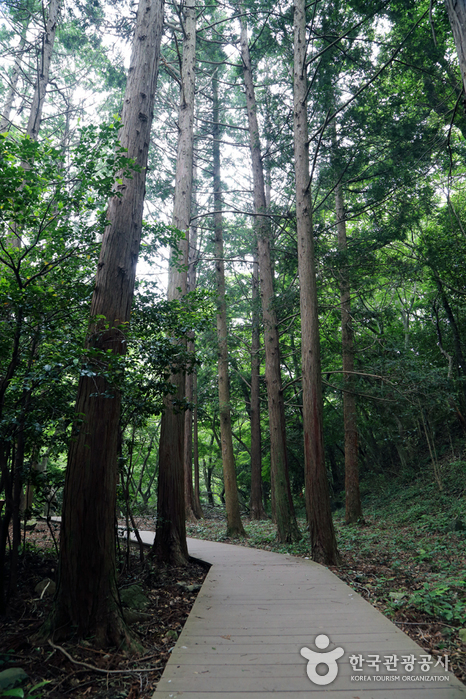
154 691 466 698
143 537 466 698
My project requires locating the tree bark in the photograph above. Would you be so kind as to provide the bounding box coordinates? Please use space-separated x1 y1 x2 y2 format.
0 443 12 614
153 0 196 564
293 0 340 564
212 76 246 538
249 253 267 519
446 0 466 111
203 436 215 506
184 164 203 519
240 14 299 542
335 177 362 524
184 355 196 521
26 0 61 140
7 0 61 249
50 0 164 647
193 371 203 515
0 23 28 132
0 306 23 613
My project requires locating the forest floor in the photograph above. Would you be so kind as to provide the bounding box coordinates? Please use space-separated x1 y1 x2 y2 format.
2 463 465 696
0 521 207 699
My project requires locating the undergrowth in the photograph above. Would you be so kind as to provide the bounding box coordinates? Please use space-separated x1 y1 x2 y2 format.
187 456 466 683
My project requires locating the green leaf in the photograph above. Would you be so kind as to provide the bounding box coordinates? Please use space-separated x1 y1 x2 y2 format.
0 668 28 690
27 680 51 696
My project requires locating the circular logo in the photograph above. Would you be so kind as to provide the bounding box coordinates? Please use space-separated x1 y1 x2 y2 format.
300 634 344 686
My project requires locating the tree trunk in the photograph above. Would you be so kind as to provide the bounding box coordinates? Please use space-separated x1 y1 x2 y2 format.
293 0 340 564
193 372 203 516
8 332 36 597
335 176 362 524
0 443 12 614
0 306 23 612
240 14 299 542
446 0 466 111
212 76 246 538
9 408 26 597
49 0 164 647
26 0 61 140
153 0 196 564
249 253 267 519
184 355 196 521
184 163 203 519
203 438 215 506
0 23 28 132
7 0 61 250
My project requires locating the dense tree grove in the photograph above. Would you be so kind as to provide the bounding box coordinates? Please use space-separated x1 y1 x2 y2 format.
1 0 466 643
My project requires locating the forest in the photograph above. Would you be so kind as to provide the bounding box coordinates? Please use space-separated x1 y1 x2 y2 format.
1 0 466 695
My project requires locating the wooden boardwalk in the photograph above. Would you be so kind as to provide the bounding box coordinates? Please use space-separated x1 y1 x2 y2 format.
143 536 466 698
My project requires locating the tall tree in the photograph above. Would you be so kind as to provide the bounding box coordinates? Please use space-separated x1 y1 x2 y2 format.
240 12 300 542
293 0 340 564
249 252 267 519
5 0 62 250
192 371 203 514
153 0 197 564
0 124 135 612
334 153 362 524
26 0 62 140
184 164 203 520
0 13 29 132
49 0 164 646
212 75 246 538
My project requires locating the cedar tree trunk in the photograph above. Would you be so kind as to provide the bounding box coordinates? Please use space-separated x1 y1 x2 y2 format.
335 179 362 524
446 0 466 111
153 1 196 564
240 14 299 542
212 77 246 538
293 0 340 564
184 353 196 521
193 371 203 515
26 0 61 140
184 165 203 519
0 25 28 132
249 253 267 519
50 0 164 646
9 0 61 249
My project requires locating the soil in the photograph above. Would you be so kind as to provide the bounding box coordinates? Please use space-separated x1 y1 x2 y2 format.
0 517 208 699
